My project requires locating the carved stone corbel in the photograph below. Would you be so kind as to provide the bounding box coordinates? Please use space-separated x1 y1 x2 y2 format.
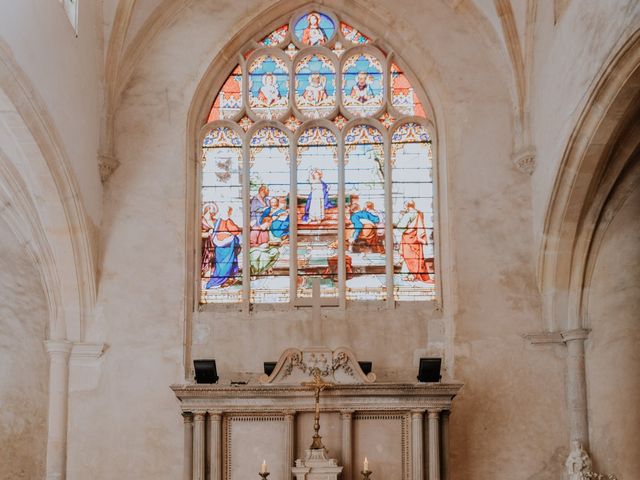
512 145 536 175
99 154 120 183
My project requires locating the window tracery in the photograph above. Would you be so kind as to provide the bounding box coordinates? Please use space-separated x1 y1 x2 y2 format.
200 10 436 305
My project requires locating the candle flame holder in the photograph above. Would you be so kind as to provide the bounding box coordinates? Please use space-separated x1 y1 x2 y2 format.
361 469 372 480
259 472 270 480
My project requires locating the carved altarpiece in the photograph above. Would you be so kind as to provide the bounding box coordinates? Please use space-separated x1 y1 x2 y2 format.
172 346 462 480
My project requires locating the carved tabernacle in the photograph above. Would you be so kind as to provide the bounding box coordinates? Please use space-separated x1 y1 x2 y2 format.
172 347 462 480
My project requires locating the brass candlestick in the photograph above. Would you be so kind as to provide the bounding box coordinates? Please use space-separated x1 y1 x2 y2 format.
258 472 270 480
361 470 372 480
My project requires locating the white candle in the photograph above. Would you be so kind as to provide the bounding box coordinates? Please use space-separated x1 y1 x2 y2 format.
364 457 369 471
261 459 268 473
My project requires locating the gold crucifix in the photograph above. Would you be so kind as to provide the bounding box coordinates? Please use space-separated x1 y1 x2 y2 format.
301 367 334 450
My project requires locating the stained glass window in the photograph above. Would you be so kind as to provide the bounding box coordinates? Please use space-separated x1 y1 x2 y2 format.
200 11 435 306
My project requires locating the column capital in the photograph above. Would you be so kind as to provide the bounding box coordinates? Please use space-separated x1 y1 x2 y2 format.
411 410 425 419
193 410 207 419
283 410 296 419
427 409 442 418
45 340 73 356
182 412 193 422
561 328 590 343
340 409 355 418
207 411 223 420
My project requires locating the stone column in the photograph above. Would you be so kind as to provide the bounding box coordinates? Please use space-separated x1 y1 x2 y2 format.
562 329 590 449
427 409 441 480
440 411 450 480
44 340 73 480
193 411 207 480
183 413 194 480
283 412 296 479
209 412 222 480
411 410 424 480
341 411 354 480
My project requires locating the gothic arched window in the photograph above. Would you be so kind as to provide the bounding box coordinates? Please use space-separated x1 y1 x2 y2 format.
200 10 436 305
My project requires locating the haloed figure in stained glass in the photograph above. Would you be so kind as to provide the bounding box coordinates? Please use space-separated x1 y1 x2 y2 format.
257 72 281 106
396 200 431 282
350 72 375 103
206 204 242 289
301 13 328 46
303 73 328 104
303 168 334 223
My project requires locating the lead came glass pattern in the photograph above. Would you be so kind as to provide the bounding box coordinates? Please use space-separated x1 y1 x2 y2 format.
201 127 244 303
200 11 434 305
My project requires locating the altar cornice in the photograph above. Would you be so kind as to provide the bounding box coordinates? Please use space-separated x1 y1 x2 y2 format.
171 382 463 413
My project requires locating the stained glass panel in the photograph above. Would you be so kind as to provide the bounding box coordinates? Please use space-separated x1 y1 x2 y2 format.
340 22 370 44
391 122 435 301
259 25 289 46
249 127 291 303
248 55 289 119
295 54 336 119
344 125 386 300
296 127 339 298
207 65 242 122
391 63 426 117
342 54 384 117
201 127 243 303
294 12 335 46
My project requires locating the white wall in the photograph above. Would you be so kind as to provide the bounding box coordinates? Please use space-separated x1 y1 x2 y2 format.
0 218 49 480
0 0 103 225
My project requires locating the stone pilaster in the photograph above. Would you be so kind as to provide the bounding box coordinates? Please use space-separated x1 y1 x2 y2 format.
562 329 590 449
44 340 73 480
209 412 222 480
192 411 207 480
427 409 441 480
284 411 296 479
182 412 194 480
341 410 354 480
411 410 424 480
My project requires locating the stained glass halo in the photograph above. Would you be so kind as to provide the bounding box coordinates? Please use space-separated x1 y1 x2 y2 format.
339 44 387 120
244 47 292 123
292 45 340 121
289 8 340 50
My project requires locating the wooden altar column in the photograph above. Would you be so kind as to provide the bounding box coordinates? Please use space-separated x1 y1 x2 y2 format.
209 412 223 480
183 412 194 480
427 409 441 480
341 410 354 480
411 410 424 480
284 412 296 479
193 411 207 480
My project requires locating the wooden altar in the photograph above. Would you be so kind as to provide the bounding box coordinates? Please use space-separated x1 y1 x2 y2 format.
172 347 462 480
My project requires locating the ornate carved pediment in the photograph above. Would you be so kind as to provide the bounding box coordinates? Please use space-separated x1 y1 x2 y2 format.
259 347 376 385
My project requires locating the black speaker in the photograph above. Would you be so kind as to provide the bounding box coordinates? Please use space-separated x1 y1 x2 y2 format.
417 358 441 382
263 362 277 376
358 361 373 375
194 359 219 384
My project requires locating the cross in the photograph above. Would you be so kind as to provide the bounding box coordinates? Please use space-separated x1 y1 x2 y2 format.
301 367 334 450
296 277 339 345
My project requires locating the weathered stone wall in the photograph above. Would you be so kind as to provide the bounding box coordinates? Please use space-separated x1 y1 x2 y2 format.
586 184 640 479
0 219 48 480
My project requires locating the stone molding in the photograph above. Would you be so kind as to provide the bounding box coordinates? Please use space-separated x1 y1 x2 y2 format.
45 339 74 356
523 329 590 346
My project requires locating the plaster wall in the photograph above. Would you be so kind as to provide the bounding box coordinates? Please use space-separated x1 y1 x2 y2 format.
0 0 103 224
530 0 640 248
0 218 49 480
586 183 640 478
66 1 573 479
